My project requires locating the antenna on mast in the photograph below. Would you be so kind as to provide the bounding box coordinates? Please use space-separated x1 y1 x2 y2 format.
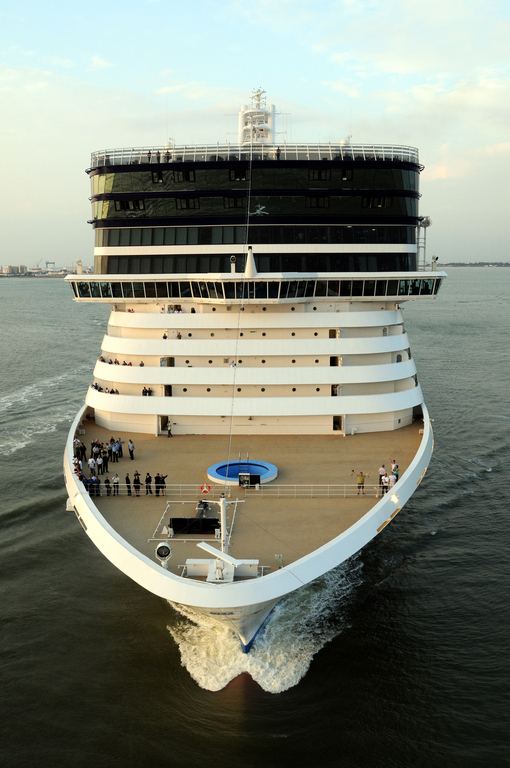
238 88 276 145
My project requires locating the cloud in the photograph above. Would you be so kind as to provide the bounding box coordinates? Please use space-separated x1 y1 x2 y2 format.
425 165 453 180
155 81 210 99
154 81 245 105
424 143 469 180
330 52 351 64
50 57 75 69
222 0 319 36
321 79 360 98
24 80 49 91
0 65 51 92
89 56 113 70
423 138 510 182
383 76 510 135
484 141 510 155
0 67 22 89
316 0 510 79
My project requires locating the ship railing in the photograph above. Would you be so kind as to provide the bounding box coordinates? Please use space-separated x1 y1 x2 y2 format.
90 143 419 167
243 483 386 498
79 481 387 499
81 482 232 498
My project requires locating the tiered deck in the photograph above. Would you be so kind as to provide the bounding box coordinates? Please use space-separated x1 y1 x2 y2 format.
78 419 421 577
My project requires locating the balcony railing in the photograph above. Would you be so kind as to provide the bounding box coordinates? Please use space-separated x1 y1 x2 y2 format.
90 143 420 168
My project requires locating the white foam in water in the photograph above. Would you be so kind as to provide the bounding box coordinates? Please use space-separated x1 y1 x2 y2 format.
0 408 77 456
471 456 501 472
0 367 90 456
0 366 89 414
167 558 363 693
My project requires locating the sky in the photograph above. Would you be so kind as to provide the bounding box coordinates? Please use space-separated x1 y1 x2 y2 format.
1 0 509 269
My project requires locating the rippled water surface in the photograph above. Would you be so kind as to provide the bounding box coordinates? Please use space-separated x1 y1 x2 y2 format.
1 271 509 767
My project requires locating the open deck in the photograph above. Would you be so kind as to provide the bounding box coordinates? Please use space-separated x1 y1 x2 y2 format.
76 418 422 578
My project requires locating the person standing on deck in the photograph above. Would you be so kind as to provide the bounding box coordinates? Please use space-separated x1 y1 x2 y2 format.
102 447 109 473
145 473 152 494
125 473 131 496
113 474 120 496
90 474 98 496
128 440 135 460
355 470 370 495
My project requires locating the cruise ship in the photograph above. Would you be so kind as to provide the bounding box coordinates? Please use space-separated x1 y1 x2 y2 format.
64 89 444 652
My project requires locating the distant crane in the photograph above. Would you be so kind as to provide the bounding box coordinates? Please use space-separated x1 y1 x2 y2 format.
45 261 56 270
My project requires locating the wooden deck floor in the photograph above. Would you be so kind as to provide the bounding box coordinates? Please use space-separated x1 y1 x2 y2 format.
78 419 421 575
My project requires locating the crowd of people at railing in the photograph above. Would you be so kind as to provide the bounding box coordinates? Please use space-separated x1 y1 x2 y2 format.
123 306 189 313
73 435 168 497
99 357 146 367
161 306 190 314
91 382 120 394
352 461 400 496
91 381 158 395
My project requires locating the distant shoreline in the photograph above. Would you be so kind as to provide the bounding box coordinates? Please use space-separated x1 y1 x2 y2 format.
0 274 69 279
1 263 509 280
442 262 510 267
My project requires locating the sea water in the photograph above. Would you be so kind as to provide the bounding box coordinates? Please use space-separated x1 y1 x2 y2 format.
1 271 509 767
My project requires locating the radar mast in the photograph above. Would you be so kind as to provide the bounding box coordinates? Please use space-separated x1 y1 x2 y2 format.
238 88 276 145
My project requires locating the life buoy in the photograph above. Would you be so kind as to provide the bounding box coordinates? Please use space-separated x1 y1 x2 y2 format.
200 484 211 494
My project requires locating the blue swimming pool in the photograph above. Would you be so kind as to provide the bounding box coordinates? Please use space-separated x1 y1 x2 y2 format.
216 462 268 478
207 460 278 486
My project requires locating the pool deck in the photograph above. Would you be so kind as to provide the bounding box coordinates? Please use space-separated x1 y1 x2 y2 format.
77 419 422 576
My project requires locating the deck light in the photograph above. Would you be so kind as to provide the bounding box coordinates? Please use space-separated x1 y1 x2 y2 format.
155 543 172 569
391 494 399 504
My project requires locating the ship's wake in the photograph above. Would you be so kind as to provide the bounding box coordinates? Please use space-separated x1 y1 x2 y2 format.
167 557 363 693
